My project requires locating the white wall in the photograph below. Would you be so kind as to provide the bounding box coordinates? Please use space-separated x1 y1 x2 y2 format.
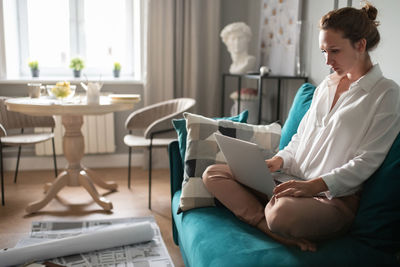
302 0 400 85
301 0 332 85
365 0 400 85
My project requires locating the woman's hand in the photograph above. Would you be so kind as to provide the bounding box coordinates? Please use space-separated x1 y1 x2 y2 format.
273 178 328 198
265 156 283 172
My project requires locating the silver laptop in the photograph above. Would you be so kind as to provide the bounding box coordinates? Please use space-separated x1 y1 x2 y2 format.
214 133 302 198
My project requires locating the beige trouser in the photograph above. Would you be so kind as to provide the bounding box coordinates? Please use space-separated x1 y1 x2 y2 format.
203 164 360 241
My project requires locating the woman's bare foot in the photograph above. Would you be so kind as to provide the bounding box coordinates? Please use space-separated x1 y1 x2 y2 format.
256 220 317 252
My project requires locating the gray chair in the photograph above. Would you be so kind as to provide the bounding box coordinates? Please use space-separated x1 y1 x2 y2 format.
0 97 58 205
124 98 196 209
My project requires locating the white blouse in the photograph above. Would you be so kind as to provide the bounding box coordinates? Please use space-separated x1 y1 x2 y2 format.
276 64 400 198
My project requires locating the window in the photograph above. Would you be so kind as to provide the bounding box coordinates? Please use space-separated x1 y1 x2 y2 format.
2 0 142 79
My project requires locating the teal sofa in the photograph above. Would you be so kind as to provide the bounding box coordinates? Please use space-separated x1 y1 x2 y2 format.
169 83 400 267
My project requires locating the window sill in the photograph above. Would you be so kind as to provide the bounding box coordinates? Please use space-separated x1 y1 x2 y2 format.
0 76 143 85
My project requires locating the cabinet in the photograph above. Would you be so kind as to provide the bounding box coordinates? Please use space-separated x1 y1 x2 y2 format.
221 73 308 124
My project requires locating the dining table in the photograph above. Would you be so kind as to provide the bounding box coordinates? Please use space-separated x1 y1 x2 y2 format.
5 95 140 213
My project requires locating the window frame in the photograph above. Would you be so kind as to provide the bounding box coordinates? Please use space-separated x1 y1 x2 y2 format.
4 0 142 80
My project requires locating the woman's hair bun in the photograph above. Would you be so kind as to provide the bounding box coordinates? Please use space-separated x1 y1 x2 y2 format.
362 3 378 21
320 2 380 51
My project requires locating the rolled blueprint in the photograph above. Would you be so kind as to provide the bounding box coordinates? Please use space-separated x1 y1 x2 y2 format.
0 222 154 267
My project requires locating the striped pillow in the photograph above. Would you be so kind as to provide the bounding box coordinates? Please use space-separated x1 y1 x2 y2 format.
177 112 281 213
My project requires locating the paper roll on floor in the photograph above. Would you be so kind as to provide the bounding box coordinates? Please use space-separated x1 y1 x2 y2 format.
0 222 154 267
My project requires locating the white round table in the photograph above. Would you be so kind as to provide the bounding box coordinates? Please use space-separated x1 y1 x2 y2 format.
6 96 140 213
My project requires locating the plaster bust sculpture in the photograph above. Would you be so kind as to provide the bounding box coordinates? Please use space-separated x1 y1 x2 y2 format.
220 22 256 74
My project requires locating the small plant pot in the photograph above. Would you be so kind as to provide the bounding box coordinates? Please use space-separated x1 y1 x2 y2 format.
31 69 39 78
113 69 120 78
73 70 81 78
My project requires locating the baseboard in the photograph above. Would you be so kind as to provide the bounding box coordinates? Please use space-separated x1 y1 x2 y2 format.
2 150 170 171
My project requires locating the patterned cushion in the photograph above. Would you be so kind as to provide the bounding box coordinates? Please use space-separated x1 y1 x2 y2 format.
172 110 249 166
177 112 281 213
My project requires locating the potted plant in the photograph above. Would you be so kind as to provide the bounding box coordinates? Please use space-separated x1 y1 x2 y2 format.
69 57 85 78
28 60 39 77
113 62 121 78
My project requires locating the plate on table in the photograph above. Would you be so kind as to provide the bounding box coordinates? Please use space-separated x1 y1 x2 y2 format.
108 94 141 103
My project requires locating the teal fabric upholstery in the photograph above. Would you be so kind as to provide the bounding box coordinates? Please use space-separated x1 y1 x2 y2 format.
169 141 398 267
279 83 316 150
172 110 248 166
351 132 400 252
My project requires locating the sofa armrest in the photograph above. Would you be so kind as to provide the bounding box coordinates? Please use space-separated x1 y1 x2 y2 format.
168 140 184 198
169 140 184 246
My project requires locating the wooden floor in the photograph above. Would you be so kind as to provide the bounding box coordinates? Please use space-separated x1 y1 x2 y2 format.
0 167 184 267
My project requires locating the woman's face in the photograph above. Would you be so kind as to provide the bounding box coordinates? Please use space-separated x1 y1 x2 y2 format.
319 29 363 76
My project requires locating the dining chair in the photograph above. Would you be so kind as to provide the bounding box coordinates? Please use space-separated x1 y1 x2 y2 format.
0 97 58 205
124 98 196 209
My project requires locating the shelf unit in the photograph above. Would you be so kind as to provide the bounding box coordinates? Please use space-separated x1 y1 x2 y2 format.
221 73 308 124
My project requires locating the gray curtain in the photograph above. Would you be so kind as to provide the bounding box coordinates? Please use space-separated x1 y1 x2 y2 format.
144 0 221 117
0 0 6 79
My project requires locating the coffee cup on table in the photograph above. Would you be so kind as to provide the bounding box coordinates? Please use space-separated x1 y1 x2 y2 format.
27 83 43 98
81 82 103 105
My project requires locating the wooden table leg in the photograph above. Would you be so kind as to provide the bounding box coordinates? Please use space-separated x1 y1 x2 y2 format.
79 171 113 211
26 115 117 213
82 167 118 191
26 171 69 213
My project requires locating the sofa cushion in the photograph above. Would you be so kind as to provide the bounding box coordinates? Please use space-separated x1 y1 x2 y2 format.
172 190 397 267
172 110 249 166
279 83 316 150
177 112 281 213
351 132 400 252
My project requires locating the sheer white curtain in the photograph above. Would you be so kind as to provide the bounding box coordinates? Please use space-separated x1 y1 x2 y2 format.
144 0 221 117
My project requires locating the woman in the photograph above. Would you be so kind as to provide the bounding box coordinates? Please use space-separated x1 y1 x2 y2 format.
203 4 400 252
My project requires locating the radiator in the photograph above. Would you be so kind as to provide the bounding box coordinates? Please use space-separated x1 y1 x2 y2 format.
35 114 116 155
